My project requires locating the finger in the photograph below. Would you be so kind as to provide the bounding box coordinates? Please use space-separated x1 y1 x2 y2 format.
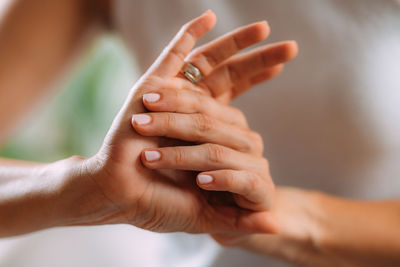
250 64 284 86
185 21 270 77
228 64 284 101
207 207 281 234
196 170 274 211
202 41 298 99
141 88 248 127
132 113 262 154
140 144 266 172
151 10 217 76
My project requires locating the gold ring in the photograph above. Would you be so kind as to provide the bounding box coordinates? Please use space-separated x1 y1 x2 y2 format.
181 62 202 84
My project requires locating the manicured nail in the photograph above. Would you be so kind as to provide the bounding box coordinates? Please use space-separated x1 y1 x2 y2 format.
143 93 160 103
132 114 152 125
198 174 213 184
144 150 161 162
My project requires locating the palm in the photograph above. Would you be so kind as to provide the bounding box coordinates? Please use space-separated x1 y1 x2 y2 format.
95 73 239 233
88 11 296 233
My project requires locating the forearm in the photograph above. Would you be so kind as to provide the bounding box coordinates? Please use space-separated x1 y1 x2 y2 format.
238 187 400 266
0 156 109 237
314 194 400 266
0 160 56 236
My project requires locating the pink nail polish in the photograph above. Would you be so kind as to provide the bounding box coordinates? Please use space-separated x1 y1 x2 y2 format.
143 93 160 103
132 114 152 125
198 174 213 184
144 150 161 162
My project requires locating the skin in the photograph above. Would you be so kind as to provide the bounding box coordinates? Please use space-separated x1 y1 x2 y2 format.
134 80 400 267
0 10 296 236
0 1 399 266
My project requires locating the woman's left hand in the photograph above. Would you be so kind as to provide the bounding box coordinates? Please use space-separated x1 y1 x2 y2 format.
132 86 276 215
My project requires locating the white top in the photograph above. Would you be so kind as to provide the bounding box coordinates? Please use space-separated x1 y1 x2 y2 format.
1 1 399 266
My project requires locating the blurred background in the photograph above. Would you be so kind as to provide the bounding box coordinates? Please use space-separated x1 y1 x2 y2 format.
0 35 136 161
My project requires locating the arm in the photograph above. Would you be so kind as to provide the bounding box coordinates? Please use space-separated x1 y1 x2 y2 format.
0 11 297 237
222 187 400 267
0 0 104 143
0 156 104 237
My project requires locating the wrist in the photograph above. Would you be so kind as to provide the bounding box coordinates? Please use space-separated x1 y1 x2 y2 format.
228 187 329 262
274 187 327 249
51 155 121 227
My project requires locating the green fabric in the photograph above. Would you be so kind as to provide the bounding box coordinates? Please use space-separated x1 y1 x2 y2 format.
0 35 137 162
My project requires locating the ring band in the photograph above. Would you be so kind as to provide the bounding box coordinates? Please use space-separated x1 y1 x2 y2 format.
181 62 202 84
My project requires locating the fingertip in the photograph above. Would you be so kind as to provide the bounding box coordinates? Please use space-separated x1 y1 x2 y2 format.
253 20 270 41
285 40 299 60
197 174 214 186
199 9 217 33
269 41 299 63
275 63 284 72
142 93 162 112
204 9 217 25
141 150 162 168
131 114 152 128
143 93 161 104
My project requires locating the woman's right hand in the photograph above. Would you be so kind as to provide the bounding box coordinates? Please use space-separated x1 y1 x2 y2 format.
53 10 297 235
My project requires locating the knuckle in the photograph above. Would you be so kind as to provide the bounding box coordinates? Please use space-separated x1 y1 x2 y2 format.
181 23 196 41
232 108 248 127
170 89 182 109
227 65 241 84
170 47 186 62
196 94 211 113
201 51 219 68
185 90 202 112
230 106 244 118
259 157 270 174
223 171 235 188
205 144 226 164
190 46 220 68
194 114 214 137
165 113 177 130
172 147 186 165
249 131 264 155
247 172 259 194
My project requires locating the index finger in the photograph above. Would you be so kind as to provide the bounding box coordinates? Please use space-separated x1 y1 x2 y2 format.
150 10 217 77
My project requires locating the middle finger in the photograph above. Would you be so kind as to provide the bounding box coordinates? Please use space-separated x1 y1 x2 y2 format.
132 112 263 155
141 87 248 127
185 21 270 77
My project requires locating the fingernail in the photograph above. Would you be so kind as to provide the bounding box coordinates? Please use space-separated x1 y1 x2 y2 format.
198 174 213 184
143 93 160 103
132 114 152 125
144 150 161 162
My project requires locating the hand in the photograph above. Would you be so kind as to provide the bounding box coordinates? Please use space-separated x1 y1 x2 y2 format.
58 10 297 234
133 87 275 214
